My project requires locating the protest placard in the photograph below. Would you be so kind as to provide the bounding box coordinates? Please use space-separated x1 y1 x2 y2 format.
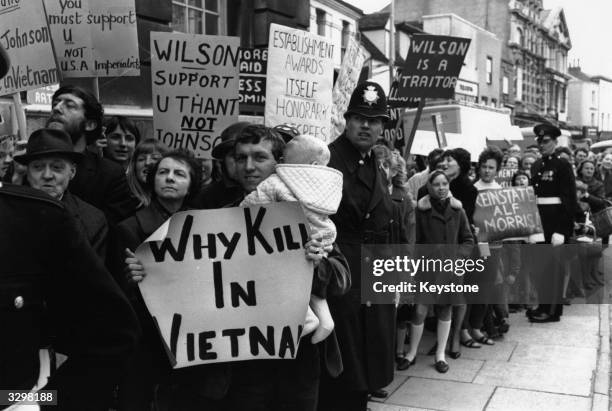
396 34 471 99
496 167 517 188
0 0 59 95
44 0 140 77
265 24 335 142
473 186 544 242
26 84 60 105
330 36 367 141
150 32 240 158
136 203 313 369
239 47 267 114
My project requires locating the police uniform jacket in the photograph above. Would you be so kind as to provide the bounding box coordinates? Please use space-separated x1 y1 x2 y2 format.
69 150 139 225
62 191 108 260
531 153 578 239
0 183 139 410
327 133 408 392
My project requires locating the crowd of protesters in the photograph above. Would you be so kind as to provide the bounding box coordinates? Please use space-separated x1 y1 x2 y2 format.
1 75 610 411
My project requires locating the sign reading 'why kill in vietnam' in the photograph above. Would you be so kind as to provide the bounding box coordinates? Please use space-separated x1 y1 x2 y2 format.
44 0 140 77
0 0 59 95
330 36 367 141
151 32 240 159
473 187 544 242
239 47 267 114
136 203 313 369
397 35 471 99
266 24 335 142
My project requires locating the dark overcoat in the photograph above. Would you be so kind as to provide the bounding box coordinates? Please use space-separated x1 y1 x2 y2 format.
62 191 108 259
0 183 139 410
326 134 407 392
69 150 139 225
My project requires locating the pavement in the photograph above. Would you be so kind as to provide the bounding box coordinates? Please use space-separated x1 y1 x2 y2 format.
368 247 612 411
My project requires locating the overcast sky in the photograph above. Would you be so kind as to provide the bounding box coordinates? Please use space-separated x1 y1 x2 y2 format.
345 0 612 78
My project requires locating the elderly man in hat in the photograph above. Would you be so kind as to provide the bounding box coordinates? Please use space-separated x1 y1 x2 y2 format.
528 123 578 323
15 128 108 259
318 81 408 410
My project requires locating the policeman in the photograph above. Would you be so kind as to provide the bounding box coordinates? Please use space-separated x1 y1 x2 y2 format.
529 123 577 323
0 45 139 410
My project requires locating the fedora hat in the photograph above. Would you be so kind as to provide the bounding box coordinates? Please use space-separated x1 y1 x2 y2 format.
15 128 83 164
211 121 252 160
344 81 390 121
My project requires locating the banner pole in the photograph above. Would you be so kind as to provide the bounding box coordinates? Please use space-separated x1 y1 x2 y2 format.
12 93 27 141
404 98 425 160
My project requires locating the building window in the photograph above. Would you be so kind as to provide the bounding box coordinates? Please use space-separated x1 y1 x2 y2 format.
516 27 523 46
341 20 350 60
592 90 597 106
172 0 223 34
503 76 509 95
316 8 326 37
516 67 523 101
486 57 493 84
481 96 488 105
591 113 596 127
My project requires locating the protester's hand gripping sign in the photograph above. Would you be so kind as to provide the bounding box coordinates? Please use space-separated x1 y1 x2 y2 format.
150 32 240 159
473 186 544 242
136 203 313 369
43 0 140 77
265 24 335 142
0 0 59 95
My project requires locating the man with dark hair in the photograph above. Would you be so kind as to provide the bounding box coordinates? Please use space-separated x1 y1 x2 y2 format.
47 85 138 224
529 123 578 323
405 148 444 200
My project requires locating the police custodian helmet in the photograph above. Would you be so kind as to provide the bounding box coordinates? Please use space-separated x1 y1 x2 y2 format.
344 81 390 121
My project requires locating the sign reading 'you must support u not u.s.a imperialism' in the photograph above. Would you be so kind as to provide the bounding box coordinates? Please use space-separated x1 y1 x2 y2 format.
0 0 59 95
265 24 335 142
136 203 313 369
150 32 240 158
396 34 471 99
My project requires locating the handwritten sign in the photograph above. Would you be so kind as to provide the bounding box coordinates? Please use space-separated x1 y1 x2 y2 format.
136 203 313 369
397 35 471 99
0 0 59 95
496 167 516 188
473 187 544 242
26 84 60 105
239 48 267 114
151 32 240 158
44 0 140 77
265 24 335 142
330 37 367 141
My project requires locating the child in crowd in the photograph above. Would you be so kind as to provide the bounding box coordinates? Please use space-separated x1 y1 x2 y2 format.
241 134 343 344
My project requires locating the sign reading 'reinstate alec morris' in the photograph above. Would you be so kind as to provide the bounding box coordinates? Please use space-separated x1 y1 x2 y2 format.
266 24 335 142
397 34 471 99
473 187 544 242
0 0 59 95
151 32 240 158
136 203 313 369
44 0 140 77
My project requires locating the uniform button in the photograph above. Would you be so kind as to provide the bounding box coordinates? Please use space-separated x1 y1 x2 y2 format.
358 160 364 165
538 172 541 176
366 301 372 307
535 184 539 187
365 213 370 219
14 296 24 309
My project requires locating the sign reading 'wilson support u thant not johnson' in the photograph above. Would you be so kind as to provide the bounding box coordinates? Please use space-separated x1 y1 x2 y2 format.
396 34 471 99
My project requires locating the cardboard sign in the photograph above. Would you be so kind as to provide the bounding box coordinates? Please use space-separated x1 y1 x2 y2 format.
397 35 471 99
26 84 60 105
239 48 267 114
496 167 517 188
151 32 240 158
0 0 59 95
265 24 335 142
330 37 367 141
136 203 313 369
388 69 420 108
44 0 140 77
473 187 544 242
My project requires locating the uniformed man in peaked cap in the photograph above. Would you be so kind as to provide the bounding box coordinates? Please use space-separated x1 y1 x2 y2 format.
529 123 578 323
318 81 408 411
0 44 139 410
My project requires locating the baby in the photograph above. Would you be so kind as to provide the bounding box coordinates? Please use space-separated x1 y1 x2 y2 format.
241 134 343 344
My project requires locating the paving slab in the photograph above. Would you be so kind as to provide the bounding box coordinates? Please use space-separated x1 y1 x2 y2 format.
396 357 484 383
387 377 495 411
509 343 597 369
502 325 599 348
485 387 590 411
370 374 409 403
459 341 517 362
368 402 433 411
591 393 609 411
473 360 593 396
559 304 600 317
